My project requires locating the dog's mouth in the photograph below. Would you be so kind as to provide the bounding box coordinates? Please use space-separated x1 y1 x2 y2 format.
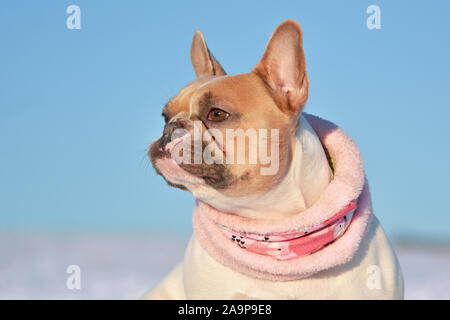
148 142 188 190
149 138 234 190
179 163 231 188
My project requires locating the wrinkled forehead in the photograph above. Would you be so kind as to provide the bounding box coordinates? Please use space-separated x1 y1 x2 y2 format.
162 73 278 120
162 75 229 119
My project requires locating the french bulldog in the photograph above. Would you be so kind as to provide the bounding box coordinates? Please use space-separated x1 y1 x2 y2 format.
144 20 403 299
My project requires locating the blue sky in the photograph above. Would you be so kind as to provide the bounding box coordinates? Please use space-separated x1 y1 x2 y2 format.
1 1 449 241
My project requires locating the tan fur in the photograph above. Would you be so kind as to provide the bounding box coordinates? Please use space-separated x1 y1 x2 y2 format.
149 20 327 217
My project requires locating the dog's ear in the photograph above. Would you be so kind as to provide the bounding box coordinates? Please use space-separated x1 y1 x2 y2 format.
191 30 227 77
252 20 308 114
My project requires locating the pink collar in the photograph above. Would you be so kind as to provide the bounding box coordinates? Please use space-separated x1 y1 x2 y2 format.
219 200 356 261
192 113 373 281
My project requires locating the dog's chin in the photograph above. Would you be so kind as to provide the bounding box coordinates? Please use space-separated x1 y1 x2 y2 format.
152 156 232 192
153 156 203 191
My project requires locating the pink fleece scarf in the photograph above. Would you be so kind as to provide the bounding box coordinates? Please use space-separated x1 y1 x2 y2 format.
219 200 356 261
192 113 373 281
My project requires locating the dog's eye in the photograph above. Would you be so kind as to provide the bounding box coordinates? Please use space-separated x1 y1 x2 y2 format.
207 108 229 122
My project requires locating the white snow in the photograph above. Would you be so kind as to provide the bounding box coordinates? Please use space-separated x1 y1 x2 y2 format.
0 233 448 299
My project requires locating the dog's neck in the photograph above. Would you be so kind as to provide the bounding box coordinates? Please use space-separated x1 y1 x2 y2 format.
203 114 332 220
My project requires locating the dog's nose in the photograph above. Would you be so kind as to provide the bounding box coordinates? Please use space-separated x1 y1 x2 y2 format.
163 118 190 137
159 118 191 149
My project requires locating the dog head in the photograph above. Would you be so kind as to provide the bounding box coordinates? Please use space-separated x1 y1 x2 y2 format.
149 20 309 205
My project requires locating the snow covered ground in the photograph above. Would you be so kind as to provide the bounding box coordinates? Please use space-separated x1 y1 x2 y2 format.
0 232 449 299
